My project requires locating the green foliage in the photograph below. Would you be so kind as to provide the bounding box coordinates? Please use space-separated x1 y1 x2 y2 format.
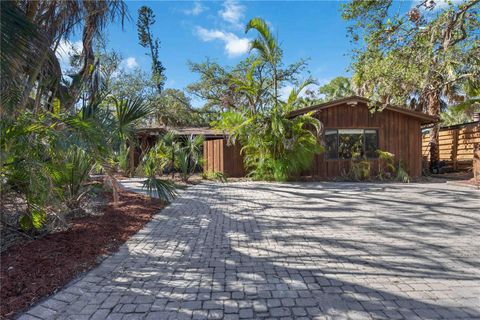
342 0 480 166
317 77 355 102
137 5 166 93
0 1 166 233
154 89 211 126
19 205 47 231
140 132 179 202
346 158 371 181
202 171 228 183
175 135 205 182
117 144 130 174
142 177 177 203
211 17 323 181
377 150 396 180
113 97 153 140
441 107 473 126
215 104 323 182
396 161 410 183
52 146 94 209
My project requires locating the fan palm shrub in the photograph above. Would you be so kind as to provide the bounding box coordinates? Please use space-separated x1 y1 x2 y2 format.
176 134 204 182
215 82 323 181
51 146 94 209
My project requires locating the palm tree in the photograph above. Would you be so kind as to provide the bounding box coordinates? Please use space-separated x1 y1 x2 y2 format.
245 18 281 110
215 83 322 181
0 1 127 115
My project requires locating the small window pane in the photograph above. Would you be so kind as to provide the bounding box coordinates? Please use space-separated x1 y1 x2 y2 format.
325 130 338 159
339 132 363 159
338 129 364 134
364 130 378 158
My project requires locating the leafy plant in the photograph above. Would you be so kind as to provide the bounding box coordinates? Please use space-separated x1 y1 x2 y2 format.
140 137 179 203
117 144 130 174
213 19 324 182
175 134 204 182
216 83 323 181
202 171 228 183
396 160 410 183
19 204 47 232
377 149 396 180
348 157 371 181
52 146 94 209
142 177 177 203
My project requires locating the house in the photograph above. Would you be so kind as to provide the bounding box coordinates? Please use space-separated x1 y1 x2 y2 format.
133 125 246 177
131 126 225 171
204 96 438 179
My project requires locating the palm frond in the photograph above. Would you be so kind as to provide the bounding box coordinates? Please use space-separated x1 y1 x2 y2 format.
114 97 153 138
142 177 177 203
245 17 277 59
286 78 317 107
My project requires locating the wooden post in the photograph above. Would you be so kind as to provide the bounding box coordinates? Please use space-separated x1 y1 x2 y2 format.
452 128 458 171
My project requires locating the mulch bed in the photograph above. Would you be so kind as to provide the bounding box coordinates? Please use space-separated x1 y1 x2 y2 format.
0 191 163 319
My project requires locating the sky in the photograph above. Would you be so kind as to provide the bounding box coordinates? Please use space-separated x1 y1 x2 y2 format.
57 0 448 106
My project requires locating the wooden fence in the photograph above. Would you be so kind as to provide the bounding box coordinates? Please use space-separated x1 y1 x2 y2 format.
422 122 480 170
203 139 244 177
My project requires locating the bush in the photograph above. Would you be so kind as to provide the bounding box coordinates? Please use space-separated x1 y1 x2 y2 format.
202 171 228 183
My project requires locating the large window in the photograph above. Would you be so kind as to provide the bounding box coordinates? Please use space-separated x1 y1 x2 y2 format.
324 129 378 160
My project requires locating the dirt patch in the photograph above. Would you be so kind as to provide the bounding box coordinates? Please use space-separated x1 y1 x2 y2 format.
0 191 163 319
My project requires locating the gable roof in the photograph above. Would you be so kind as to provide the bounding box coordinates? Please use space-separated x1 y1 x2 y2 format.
289 96 438 125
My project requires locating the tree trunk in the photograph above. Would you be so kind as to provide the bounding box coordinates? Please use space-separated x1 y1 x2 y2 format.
426 91 441 172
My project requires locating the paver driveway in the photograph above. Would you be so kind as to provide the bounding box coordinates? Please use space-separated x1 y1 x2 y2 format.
21 182 480 320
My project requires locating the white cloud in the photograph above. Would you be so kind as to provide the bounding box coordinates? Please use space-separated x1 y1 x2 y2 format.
279 85 295 101
412 0 454 11
55 39 82 73
219 0 245 28
195 26 249 57
184 1 207 16
279 83 322 102
122 57 139 70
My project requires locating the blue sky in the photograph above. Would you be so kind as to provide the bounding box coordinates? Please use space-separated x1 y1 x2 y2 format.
57 1 439 105
103 1 353 94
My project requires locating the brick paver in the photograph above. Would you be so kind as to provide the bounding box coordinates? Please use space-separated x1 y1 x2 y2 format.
20 182 480 319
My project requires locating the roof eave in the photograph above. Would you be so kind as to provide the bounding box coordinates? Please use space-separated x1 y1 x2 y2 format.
289 96 438 124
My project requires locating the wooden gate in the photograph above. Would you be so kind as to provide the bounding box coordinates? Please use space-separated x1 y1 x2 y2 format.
203 139 245 177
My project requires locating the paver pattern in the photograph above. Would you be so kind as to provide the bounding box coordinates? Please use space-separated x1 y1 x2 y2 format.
20 182 480 319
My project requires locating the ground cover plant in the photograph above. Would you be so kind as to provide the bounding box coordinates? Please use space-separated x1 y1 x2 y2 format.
0 191 163 319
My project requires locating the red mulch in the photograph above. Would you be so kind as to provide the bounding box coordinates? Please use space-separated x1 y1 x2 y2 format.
0 192 163 319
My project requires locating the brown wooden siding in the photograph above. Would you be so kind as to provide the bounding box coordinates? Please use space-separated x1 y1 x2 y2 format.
422 122 480 170
303 102 424 179
203 101 427 179
203 139 244 177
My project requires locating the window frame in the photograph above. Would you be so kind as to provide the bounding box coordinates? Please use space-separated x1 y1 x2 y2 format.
324 128 379 161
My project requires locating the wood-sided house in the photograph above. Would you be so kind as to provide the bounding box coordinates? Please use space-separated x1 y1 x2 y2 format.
203 96 438 179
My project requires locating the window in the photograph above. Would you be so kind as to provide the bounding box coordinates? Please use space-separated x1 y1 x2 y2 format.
324 130 338 159
324 129 378 160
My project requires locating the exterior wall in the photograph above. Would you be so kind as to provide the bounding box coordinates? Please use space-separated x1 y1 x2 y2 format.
203 139 244 177
304 102 424 178
422 122 480 171
203 102 425 179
